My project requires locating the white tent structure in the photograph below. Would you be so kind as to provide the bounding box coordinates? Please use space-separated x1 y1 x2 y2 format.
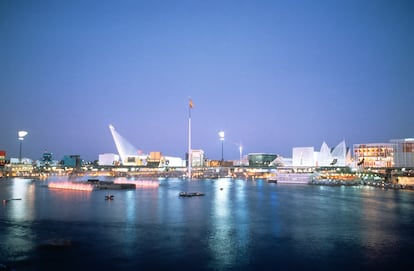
331 140 347 166
315 140 349 167
292 140 351 167
317 141 333 167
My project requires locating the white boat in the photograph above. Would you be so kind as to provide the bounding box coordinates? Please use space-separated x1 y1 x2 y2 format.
269 173 312 184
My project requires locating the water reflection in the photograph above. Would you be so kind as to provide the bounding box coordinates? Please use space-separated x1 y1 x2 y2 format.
1 178 36 262
358 188 403 265
10 178 35 221
1 177 413 270
208 179 251 270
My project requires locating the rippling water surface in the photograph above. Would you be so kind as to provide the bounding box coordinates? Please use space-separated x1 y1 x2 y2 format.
1 177 414 271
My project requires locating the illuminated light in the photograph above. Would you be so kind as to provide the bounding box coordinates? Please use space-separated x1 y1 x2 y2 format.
18 130 28 139
113 179 159 188
218 131 225 140
48 182 94 191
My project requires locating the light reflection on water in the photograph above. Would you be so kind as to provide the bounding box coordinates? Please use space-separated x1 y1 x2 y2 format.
0 177 413 270
209 179 239 269
1 179 36 262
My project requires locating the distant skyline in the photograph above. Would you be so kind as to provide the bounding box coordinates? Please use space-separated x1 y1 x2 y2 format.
1 0 413 161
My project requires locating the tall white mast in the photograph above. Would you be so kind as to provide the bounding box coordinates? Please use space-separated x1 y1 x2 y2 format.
188 98 193 179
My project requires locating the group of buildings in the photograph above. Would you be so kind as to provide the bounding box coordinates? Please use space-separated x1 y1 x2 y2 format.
103 125 414 170
93 127 414 182
291 138 414 169
1 124 414 178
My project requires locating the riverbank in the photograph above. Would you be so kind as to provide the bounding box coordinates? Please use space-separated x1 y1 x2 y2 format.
310 179 414 190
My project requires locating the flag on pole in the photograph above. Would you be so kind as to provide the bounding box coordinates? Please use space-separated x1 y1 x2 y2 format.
189 98 194 109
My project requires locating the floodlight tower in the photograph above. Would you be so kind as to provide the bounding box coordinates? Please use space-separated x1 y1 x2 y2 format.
18 130 28 163
238 144 243 166
219 131 225 165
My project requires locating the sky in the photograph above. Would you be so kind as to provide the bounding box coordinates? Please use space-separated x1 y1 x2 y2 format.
1 0 413 162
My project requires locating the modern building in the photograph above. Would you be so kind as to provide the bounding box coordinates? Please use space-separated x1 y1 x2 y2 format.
292 147 315 167
190 149 205 167
98 153 120 166
316 140 351 167
353 143 394 168
62 155 82 168
109 124 141 165
108 124 184 167
248 153 278 167
0 150 5 166
292 140 351 167
160 156 186 168
353 138 414 169
391 138 414 168
37 151 59 169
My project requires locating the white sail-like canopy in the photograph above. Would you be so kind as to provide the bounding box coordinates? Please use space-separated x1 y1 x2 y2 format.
331 140 347 166
318 141 332 166
109 125 139 163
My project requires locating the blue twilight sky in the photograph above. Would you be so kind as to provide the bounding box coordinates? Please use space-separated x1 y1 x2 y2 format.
0 0 413 162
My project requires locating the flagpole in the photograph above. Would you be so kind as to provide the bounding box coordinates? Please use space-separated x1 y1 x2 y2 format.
188 99 192 179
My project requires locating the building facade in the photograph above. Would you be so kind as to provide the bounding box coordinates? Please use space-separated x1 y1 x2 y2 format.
291 141 351 168
98 153 120 166
248 153 277 167
63 155 82 168
0 150 5 166
292 147 315 167
391 138 414 168
353 143 394 168
190 149 205 167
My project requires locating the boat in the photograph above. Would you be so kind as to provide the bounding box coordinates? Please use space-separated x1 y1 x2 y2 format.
39 238 71 249
276 173 312 184
269 173 312 184
179 192 205 197
97 181 136 190
267 176 277 183
2 198 22 204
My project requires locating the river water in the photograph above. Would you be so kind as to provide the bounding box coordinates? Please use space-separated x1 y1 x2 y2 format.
1 176 413 271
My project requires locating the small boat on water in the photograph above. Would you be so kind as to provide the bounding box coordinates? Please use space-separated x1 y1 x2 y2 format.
2 198 22 204
105 195 114 200
39 238 71 249
267 177 277 183
98 182 136 190
179 192 205 197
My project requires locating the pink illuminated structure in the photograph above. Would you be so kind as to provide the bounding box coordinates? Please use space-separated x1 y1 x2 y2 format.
48 182 95 191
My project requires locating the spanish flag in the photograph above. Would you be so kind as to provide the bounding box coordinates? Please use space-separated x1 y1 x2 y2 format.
189 98 194 109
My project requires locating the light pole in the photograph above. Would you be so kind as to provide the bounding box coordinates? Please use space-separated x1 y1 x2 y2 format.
239 144 243 166
18 130 28 163
219 131 225 165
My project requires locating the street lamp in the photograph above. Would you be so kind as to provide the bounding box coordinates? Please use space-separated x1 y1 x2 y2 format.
18 130 28 163
219 131 225 165
239 144 243 165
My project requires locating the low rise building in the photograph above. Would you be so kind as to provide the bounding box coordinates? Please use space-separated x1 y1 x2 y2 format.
391 138 414 168
62 155 82 168
98 153 120 166
248 153 277 167
190 149 205 167
291 141 352 168
292 147 315 167
353 143 394 168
